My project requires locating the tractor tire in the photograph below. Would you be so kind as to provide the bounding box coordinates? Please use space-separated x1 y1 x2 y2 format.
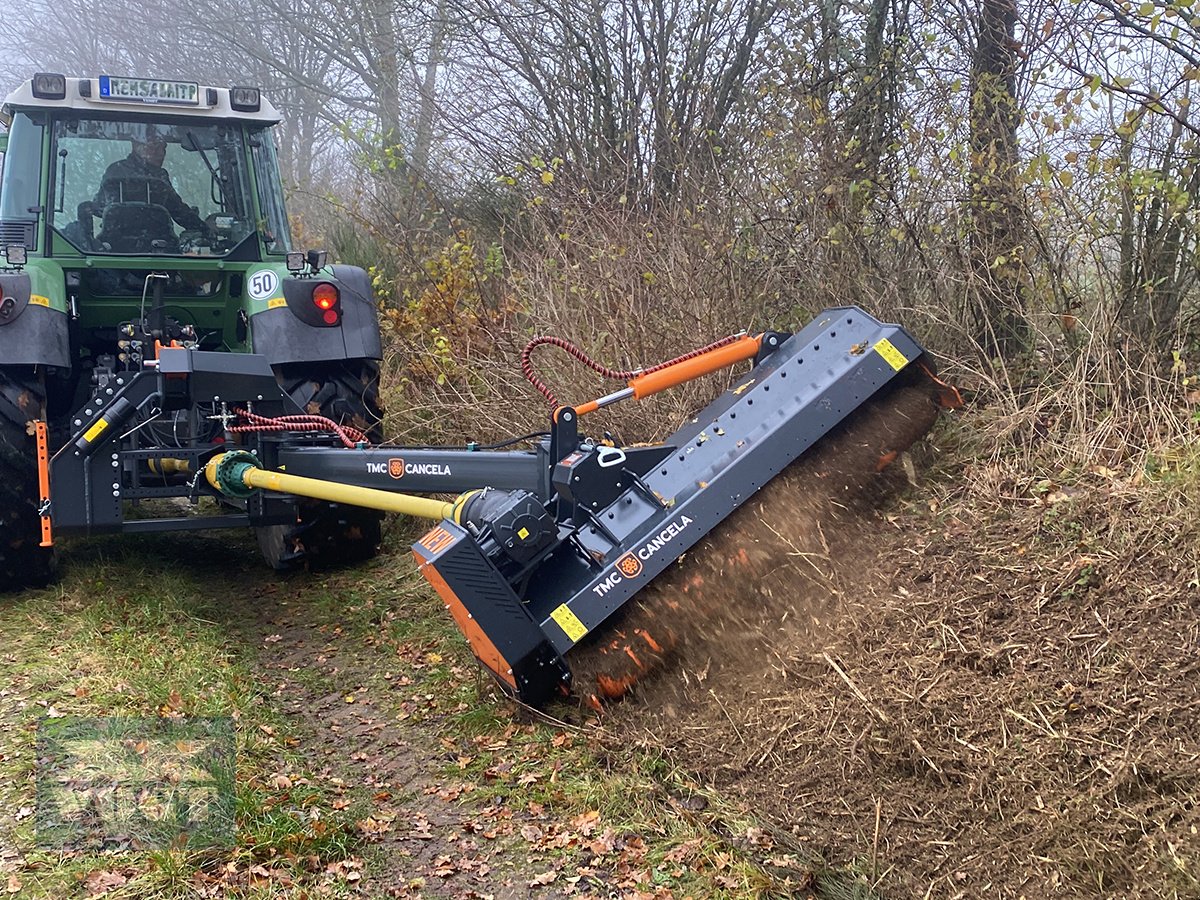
0 368 55 590
256 360 385 571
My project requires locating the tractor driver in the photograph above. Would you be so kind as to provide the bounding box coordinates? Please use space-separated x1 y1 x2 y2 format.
94 134 207 234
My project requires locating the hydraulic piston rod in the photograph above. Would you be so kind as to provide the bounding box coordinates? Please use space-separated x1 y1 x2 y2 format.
205 450 458 520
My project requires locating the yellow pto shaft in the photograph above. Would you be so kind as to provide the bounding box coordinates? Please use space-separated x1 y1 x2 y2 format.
204 450 459 521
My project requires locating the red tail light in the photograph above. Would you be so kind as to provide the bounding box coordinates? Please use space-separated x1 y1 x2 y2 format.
312 283 340 324
312 283 338 309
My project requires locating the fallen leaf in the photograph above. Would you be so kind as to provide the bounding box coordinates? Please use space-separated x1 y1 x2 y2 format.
572 810 601 836
357 816 393 836
587 827 618 855
84 869 128 896
529 870 558 887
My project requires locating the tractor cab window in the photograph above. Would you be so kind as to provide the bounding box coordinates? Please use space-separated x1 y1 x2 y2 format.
0 113 44 248
249 129 292 253
50 117 255 257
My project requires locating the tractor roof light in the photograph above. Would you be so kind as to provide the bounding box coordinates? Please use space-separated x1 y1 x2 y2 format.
5 244 27 267
229 86 261 112
31 73 67 100
285 251 305 273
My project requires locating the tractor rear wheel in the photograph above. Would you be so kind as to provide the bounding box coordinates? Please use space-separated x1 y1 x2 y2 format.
256 360 385 571
0 368 55 590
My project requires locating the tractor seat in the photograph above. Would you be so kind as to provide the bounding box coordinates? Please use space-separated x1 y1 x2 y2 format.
96 202 178 254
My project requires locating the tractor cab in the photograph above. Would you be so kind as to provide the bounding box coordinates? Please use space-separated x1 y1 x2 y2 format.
0 74 291 264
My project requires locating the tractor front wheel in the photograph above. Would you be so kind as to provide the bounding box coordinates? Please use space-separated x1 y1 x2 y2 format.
256 360 385 571
0 368 55 590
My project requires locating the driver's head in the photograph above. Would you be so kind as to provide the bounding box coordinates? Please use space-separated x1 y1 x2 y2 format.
132 137 167 167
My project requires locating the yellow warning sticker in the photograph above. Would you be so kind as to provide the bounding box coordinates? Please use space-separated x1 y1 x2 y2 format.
550 604 588 643
873 338 909 371
267 296 287 309
29 294 50 307
82 418 109 443
517 526 530 540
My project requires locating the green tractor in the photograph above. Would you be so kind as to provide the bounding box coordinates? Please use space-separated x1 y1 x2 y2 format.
0 73 384 588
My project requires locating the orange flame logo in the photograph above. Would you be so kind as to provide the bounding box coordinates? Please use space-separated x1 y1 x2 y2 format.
617 553 642 579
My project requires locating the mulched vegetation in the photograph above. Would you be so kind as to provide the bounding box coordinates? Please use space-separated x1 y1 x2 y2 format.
612 410 1200 897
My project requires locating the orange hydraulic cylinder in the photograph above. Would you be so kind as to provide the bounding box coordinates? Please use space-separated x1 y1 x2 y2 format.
628 334 762 400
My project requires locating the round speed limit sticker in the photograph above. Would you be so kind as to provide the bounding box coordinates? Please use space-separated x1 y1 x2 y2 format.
247 269 280 300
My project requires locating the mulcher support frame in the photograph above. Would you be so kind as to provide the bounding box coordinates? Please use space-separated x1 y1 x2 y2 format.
45 347 560 537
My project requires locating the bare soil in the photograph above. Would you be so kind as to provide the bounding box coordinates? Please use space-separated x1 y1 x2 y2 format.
602 406 1200 897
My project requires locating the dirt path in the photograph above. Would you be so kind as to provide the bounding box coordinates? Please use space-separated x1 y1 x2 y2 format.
244 588 584 899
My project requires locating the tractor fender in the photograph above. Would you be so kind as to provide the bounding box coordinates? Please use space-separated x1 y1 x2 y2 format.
0 273 69 366
249 264 382 365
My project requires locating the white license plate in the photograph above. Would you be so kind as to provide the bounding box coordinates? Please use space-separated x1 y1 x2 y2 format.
98 76 199 105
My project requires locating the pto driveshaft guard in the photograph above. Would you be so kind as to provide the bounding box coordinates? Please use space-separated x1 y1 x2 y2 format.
415 307 936 706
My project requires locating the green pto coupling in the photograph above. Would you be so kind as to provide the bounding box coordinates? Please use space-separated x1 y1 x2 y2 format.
207 450 260 500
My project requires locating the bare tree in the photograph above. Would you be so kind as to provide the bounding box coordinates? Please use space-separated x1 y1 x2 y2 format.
967 0 1031 358
445 0 782 206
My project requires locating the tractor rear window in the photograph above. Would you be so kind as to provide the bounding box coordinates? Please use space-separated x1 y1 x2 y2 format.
49 117 255 257
249 130 292 254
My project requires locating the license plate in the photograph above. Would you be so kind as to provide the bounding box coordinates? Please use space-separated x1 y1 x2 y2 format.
98 76 199 105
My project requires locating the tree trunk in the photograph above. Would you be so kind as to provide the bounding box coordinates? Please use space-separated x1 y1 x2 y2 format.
967 0 1031 359
413 0 447 176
